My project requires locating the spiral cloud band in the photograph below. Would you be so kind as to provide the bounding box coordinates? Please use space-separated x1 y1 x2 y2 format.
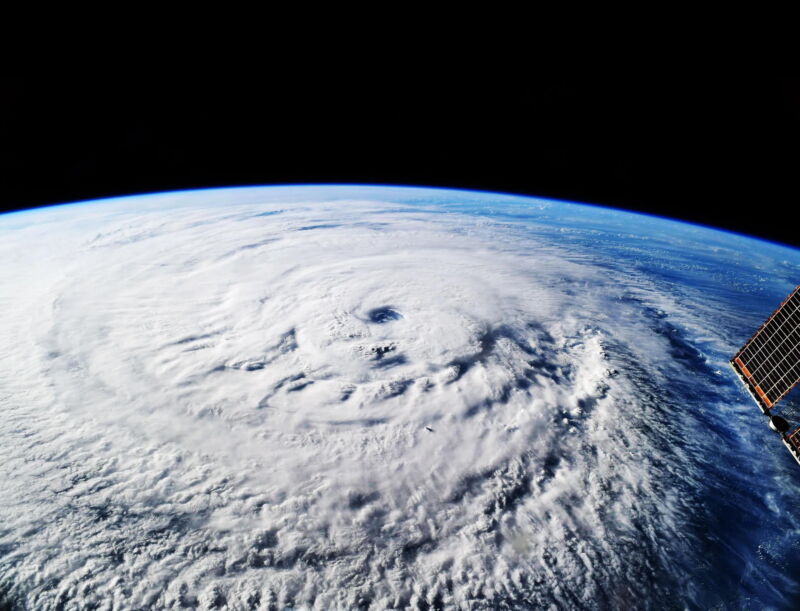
1 186 798 609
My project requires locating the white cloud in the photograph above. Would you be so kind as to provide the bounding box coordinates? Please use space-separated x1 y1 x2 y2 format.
0 187 798 609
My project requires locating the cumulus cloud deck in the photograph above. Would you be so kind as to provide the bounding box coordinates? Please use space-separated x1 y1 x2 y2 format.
0 186 798 609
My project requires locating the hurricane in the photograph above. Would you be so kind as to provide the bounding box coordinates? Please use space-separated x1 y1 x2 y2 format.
1 186 798 609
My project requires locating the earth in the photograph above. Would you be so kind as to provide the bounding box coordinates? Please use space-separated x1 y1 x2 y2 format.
0 185 798 609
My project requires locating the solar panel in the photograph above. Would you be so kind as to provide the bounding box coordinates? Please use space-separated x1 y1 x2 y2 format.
730 286 800 413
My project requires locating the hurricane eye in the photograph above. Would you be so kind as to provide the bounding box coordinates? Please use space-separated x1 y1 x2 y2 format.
367 307 403 324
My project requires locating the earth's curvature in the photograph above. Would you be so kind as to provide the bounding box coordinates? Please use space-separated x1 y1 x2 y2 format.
0 185 798 609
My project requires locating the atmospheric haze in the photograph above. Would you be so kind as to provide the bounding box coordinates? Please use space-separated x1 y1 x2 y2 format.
0 186 798 609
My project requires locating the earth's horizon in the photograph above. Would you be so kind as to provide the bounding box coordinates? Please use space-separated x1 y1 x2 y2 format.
1 185 798 609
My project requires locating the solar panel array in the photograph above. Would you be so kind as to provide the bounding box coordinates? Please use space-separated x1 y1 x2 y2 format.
731 286 800 411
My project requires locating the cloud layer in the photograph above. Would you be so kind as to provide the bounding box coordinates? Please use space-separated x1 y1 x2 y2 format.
1 187 798 609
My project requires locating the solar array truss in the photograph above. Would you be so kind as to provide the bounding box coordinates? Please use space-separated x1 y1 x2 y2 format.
730 285 800 466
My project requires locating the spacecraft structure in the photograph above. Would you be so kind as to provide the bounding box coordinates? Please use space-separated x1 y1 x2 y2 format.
730 286 800 466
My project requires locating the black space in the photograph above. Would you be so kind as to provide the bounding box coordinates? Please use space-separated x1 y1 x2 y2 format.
3 75 798 248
